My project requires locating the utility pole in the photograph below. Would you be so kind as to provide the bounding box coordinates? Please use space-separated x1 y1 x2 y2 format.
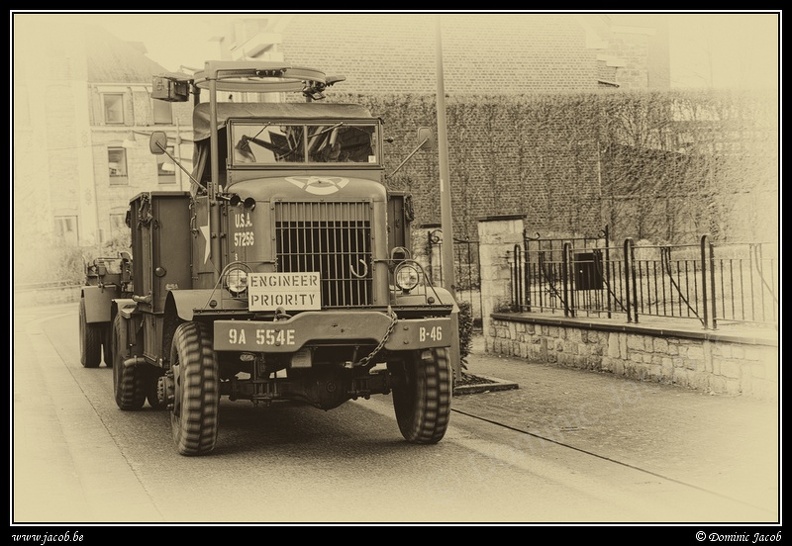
436 16 461 381
436 16 455 297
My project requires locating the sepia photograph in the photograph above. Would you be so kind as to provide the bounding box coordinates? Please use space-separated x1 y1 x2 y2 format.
11 9 780 535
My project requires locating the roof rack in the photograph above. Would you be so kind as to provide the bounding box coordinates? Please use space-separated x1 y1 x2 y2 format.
187 61 345 100
154 61 345 102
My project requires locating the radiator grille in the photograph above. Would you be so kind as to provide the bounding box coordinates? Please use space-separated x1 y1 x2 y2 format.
274 202 372 307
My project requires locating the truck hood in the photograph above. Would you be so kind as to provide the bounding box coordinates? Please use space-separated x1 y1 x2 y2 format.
227 176 387 203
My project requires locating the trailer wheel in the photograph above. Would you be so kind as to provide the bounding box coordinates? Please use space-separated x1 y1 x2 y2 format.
169 321 219 456
387 348 452 444
112 314 146 410
79 299 102 368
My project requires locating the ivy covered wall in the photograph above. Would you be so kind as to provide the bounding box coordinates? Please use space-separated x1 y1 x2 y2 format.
328 88 778 245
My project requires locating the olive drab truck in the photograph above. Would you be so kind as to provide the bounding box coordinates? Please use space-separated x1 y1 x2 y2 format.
109 61 460 456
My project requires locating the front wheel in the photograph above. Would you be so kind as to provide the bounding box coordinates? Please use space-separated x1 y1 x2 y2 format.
170 321 219 456
387 348 452 444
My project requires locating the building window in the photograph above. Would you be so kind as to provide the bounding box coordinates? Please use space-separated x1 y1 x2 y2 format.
108 147 129 185
54 216 79 246
153 99 173 124
157 146 177 184
103 93 125 124
109 212 127 239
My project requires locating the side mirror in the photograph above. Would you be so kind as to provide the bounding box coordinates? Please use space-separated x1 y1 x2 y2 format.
417 127 435 151
149 132 168 155
386 127 436 179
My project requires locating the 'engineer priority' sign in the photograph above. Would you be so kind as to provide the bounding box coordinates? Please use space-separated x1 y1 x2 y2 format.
248 272 321 311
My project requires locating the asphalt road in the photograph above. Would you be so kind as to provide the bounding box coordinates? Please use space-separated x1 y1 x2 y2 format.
11 302 780 527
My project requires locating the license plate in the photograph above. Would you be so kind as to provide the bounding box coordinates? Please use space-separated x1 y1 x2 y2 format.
215 323 299 351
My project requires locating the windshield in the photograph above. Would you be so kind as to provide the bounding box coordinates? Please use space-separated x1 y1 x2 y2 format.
230 121 379 166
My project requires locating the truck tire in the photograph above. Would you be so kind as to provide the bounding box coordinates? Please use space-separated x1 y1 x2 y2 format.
79 299 102 368
112 314 146 410
387 348 452 444
169 321 219 456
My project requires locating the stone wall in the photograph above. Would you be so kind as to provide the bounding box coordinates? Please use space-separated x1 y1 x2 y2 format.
487 315 778 400
476 215 779 400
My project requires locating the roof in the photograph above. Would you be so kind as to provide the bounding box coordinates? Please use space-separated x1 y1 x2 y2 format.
191 102 375 141
83 24 169 83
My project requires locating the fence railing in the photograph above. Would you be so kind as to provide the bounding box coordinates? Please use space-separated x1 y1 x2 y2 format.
425 234 483 328
509 230 778 330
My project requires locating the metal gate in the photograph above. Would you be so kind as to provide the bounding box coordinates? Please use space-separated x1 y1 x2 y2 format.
425 232 483 329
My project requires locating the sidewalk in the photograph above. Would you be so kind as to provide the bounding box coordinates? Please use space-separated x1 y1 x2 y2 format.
452 334 780 520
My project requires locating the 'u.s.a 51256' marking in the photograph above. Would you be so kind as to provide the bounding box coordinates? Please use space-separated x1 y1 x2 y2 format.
234 231 254 247
227 327 296 346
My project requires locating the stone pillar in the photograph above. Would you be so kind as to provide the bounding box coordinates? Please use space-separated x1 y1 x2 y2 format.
477 215 525 352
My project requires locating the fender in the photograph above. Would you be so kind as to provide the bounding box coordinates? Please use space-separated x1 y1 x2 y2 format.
80 285 118 323
389 285 461 375
427 286 460 313
391 287 459 312
111 298 138 321
165 289 248 322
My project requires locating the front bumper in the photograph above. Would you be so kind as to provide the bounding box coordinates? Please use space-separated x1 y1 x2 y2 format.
213 310 451 353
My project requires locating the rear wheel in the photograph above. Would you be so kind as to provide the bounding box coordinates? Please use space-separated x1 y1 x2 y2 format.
79 299 102 368
387 348 452 444
170 321 219 456
112 314 146 410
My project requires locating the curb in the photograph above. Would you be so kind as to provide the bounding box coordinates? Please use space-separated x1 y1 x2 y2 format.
453 375 519 396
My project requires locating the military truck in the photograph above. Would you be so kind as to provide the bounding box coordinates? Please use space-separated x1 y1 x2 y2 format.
78 252 133 368
109 61 459 455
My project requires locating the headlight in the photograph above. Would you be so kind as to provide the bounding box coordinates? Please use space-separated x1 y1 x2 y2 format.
225 267 249 295
395 264 420 292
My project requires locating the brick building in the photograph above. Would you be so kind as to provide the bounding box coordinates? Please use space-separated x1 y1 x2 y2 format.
207 13 674 240
215 13 669 94
13 16 193 249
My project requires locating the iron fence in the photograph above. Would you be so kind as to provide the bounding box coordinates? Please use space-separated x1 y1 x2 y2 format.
509 229 778 330
425 234 483 329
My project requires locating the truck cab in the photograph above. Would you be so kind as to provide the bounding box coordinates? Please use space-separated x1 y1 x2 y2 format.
112 61 458 456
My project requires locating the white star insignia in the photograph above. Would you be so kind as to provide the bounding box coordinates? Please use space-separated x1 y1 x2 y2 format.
199 223 211 264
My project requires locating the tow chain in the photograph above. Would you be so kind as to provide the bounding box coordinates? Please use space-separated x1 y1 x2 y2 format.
355 306 398 367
